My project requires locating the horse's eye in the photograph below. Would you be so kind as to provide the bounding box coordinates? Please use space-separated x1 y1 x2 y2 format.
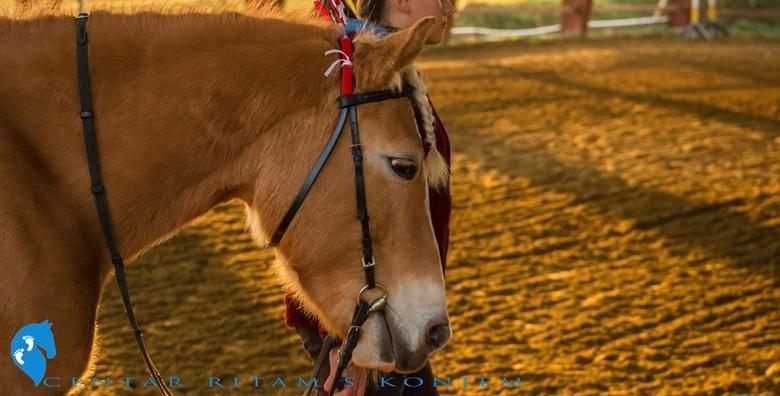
388 157 417 180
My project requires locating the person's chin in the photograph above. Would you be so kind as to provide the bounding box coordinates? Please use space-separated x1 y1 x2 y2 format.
425 27 445 44
425 34 443 45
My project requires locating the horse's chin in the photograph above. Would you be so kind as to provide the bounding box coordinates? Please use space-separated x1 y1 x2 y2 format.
351 312 397 373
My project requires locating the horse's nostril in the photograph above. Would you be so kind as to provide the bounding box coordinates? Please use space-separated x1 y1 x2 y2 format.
426 322 451 351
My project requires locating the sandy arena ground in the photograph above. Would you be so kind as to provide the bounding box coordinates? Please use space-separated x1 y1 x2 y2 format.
86 37 780 395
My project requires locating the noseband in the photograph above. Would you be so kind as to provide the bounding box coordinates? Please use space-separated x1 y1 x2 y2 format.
75 14 413 396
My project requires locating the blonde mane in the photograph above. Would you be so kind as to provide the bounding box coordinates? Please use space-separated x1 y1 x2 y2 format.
403 68 449 191
353 31 449 191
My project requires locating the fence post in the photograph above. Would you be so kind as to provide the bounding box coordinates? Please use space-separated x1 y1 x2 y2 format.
561 0 593 36
666 0 690 28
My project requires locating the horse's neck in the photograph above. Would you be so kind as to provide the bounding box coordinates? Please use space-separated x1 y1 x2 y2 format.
2 12 338 268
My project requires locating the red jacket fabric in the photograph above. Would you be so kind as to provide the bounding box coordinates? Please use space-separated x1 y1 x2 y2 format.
284 99 452 331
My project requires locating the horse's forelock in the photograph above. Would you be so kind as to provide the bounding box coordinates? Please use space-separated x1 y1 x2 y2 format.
402 68 449 191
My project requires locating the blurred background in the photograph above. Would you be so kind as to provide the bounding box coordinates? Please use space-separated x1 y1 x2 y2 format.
3 0 779 394
4 0 780 38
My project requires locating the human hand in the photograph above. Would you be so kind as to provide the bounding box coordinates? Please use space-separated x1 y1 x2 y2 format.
323 346 369 396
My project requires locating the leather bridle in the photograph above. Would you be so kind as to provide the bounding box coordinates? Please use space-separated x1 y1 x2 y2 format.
75 14 413 396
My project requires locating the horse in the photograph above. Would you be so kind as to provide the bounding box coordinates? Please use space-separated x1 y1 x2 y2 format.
9 320 57 386
13 0 285 13
0 8 451 395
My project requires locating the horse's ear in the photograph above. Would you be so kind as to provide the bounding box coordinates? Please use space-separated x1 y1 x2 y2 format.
387 17 436 72
354 17 435 90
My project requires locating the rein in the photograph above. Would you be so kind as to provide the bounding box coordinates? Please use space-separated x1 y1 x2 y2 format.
74 14 413 396
75 13 174 396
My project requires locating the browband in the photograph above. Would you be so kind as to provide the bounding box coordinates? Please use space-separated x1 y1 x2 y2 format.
339 84 414 108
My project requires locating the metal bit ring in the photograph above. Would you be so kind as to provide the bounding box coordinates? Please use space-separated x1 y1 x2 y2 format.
357 282 387 313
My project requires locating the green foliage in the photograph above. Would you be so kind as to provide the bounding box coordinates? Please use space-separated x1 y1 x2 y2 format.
719 0 780 9
724 17 780 37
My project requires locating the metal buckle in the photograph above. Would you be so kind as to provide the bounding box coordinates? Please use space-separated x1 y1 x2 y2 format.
361 257 375 268
368 295 387 313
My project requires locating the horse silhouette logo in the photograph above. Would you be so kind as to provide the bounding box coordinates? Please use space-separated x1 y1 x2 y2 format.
9 320 57 386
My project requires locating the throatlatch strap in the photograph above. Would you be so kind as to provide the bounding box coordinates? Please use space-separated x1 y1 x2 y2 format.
272 87 412 247
269 107 349 246
75 13 173 396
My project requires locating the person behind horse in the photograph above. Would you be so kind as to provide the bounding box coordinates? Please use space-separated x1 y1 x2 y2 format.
283 0 455 394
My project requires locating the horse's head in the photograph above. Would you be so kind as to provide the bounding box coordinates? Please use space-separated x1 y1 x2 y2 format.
246 18 450 373
16 320 56 360
35 321 56 360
